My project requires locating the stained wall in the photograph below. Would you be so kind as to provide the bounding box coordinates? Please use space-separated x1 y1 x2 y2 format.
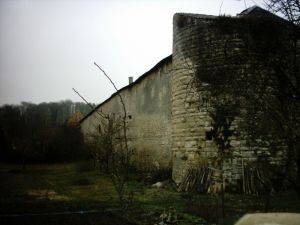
171 13 287 184
81 11 290 185
81 57 173 170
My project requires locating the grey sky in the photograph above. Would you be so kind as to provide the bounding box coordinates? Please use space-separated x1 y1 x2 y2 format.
0 0 264 105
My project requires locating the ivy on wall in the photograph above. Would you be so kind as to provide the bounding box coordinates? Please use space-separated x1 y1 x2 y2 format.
190 15 300 189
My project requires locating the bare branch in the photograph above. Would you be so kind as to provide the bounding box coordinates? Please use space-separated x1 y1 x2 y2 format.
264 0 300 25
93 62 127 119
72 87 107 120
93 62 130 166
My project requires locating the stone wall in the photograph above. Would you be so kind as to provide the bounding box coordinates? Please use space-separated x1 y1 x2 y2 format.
81 57 173 171
171 13 287 184
81 11 291 186
171 13 218 183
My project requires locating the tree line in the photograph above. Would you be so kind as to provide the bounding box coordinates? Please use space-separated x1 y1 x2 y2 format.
0 100 95 165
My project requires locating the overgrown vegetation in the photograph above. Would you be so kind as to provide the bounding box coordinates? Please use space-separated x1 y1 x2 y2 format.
173 5 300 224
81 63 136 208
266 0 300 25
188 11 300 193
0 162 299 225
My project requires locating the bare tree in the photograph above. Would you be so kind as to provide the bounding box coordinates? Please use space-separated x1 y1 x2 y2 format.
94 63 131 166
264 0 300 25
81 63 133 207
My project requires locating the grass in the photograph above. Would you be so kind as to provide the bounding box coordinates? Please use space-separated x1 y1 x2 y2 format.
0 161 299 225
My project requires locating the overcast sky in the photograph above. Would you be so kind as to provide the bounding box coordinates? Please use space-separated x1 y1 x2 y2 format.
0 0 264 105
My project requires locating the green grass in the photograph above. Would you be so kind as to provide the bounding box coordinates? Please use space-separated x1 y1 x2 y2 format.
0 162 299 225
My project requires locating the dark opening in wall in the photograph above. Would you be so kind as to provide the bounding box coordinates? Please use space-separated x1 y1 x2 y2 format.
205 131 213 140
128 115 132 119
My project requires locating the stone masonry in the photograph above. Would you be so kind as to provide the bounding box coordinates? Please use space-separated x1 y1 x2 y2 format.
80 6 291 185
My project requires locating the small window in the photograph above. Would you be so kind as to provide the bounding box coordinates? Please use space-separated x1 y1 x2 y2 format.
128 115 132 119
205 131 213 140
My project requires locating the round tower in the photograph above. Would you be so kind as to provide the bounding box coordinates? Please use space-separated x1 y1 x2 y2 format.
171 13 217 183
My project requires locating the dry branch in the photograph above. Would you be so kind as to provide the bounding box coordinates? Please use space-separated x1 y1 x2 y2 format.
72 87 107 120
93 62 130 164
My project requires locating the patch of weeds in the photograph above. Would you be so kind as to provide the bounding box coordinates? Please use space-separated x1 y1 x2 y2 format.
73 177 93 186
74 161 94 173
154 207 179 225
270 191 300 212
181 213 208 225
184 201 220 224
1 162 300 225
154 207 208 225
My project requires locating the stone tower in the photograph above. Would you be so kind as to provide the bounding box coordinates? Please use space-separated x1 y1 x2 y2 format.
171 13 218 183
171 9 291 184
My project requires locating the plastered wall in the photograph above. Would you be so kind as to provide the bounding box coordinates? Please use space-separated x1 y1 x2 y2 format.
81 59 173 170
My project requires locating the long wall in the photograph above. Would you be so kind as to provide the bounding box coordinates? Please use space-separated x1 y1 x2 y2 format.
81 56 173 170
81 10 290 185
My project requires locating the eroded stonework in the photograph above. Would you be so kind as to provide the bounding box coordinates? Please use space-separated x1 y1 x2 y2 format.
81 7 293 185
